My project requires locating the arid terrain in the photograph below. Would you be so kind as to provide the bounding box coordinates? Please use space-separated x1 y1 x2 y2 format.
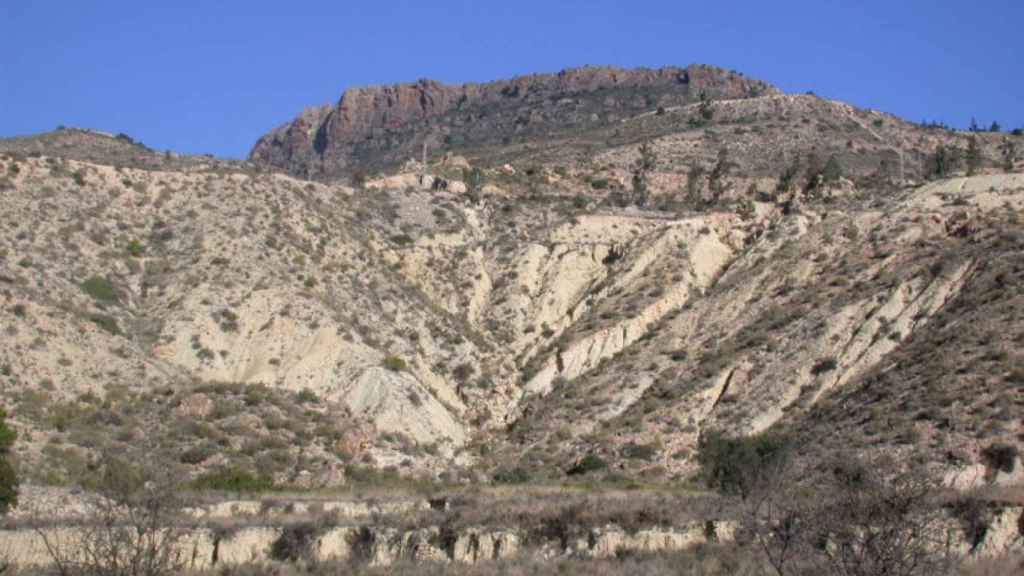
0 64 1022 574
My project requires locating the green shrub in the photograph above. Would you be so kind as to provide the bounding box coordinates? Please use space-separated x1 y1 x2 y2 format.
191 467 274 492
88 313 120 335
383 355 407 372
125 239 145 257
0 409 18 514
810 357 838 375
493 466 531 484
948 495 990 551
296 388 319 404
81 276 119 303
697 431 791 499
214 308 240 332
452 362 475 383
271 522 320 562
567 453 607 476
240 385 270 407
980 443 1018 474
180 444 215 465
621 442 659 461
463 166 485 194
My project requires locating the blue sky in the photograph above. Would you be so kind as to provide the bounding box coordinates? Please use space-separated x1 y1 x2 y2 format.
2 1 1021 159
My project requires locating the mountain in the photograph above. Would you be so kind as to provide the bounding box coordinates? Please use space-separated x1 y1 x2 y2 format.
0 66 1021 496
248 63 1006 196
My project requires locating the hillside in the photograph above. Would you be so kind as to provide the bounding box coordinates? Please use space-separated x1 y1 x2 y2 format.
0 66 1022 506
1 141 1021 495
494 173 1024 483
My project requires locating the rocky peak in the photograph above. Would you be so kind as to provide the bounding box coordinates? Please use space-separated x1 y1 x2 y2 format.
249 64 778 181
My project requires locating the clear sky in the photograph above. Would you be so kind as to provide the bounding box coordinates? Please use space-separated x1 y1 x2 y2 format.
2 1 1021 159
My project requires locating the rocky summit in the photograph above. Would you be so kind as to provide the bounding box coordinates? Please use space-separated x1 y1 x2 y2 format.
249 64 776 180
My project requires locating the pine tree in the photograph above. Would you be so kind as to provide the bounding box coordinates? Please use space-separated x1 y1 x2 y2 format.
463 167 484 194
822 155 843 183
708 147 732 204
776 157 802 192
686 162 705 208
876 157 894 185
803 152 823 192
1000 138 1018 172
698 91 714 122
631 141 657 207
966 136 983 176
932 146 947 178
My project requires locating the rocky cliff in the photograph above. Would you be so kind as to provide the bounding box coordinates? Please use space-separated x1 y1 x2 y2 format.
249 64 777 180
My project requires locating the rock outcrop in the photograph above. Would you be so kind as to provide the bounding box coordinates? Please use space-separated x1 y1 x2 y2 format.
249 64 777 180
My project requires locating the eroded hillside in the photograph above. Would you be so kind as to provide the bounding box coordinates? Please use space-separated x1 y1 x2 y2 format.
1 76 1022 498
496 173 1024 483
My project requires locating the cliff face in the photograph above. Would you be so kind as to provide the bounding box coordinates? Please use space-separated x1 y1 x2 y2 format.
249 65 778 180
